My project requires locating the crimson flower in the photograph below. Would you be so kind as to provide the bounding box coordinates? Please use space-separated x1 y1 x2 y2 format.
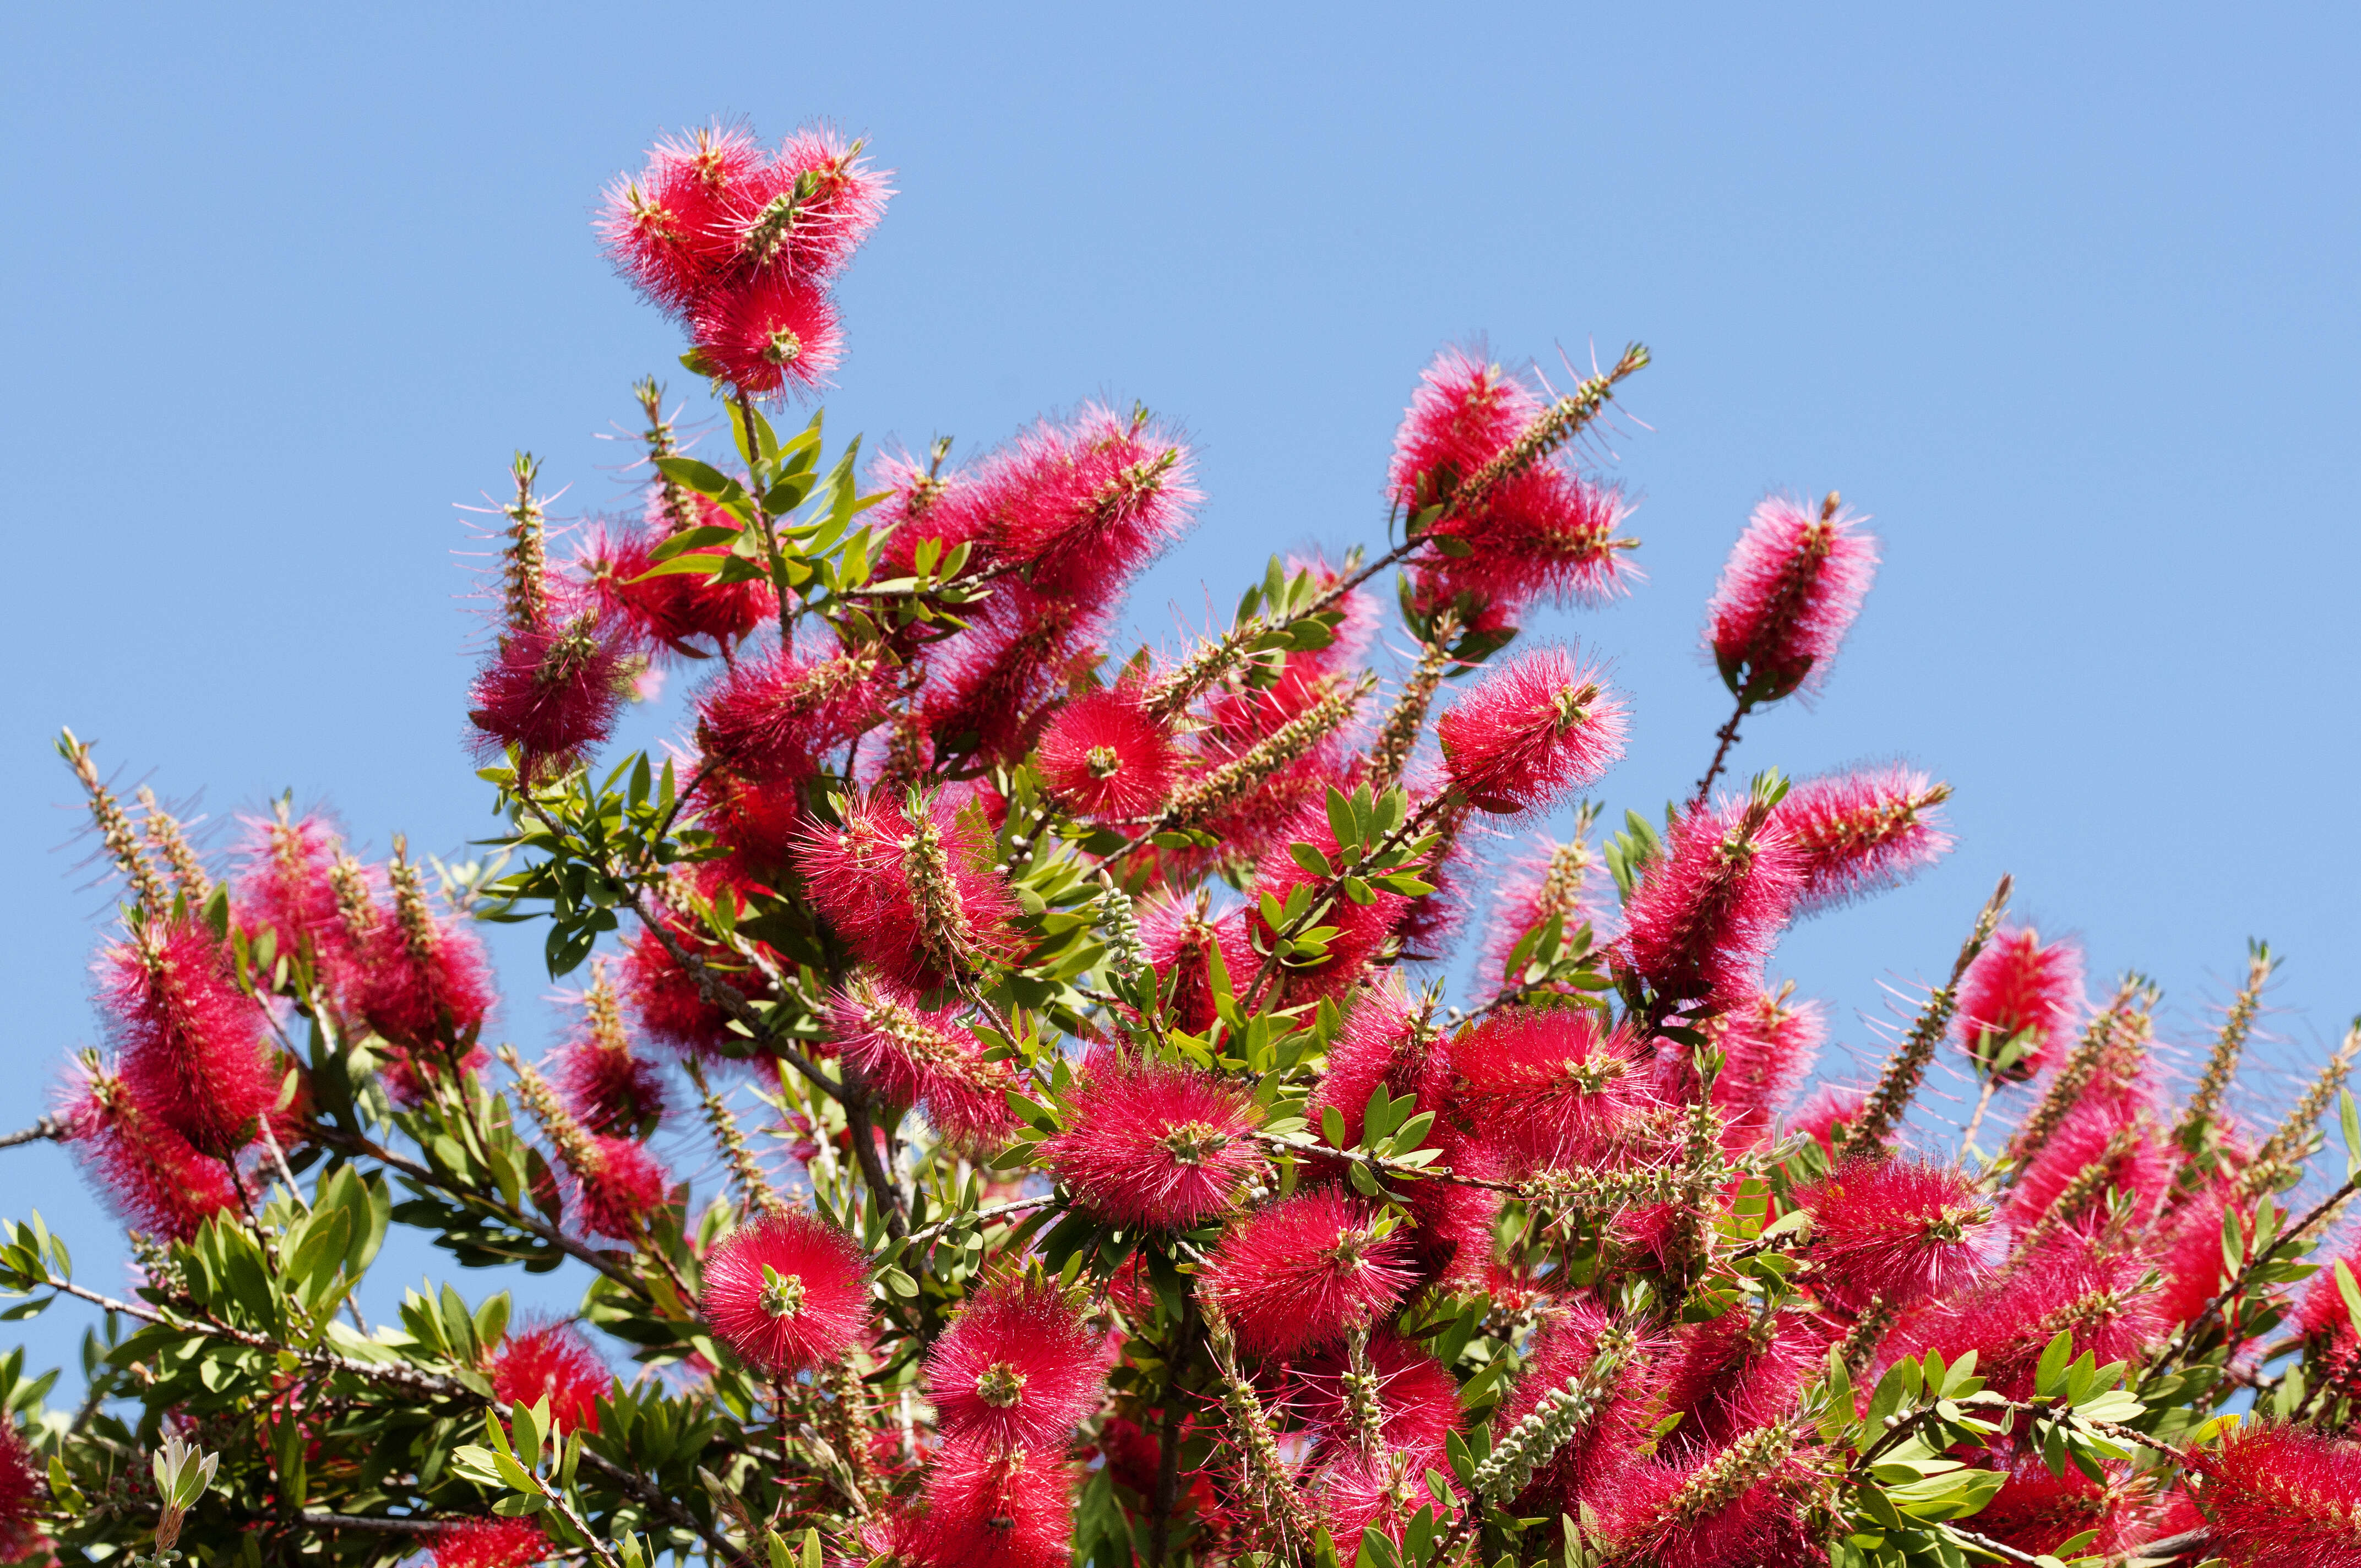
700 1213 870 1375
925 1273 1107 1452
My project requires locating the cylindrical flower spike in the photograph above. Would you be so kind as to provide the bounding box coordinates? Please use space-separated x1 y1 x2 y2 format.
429 1518 549 1568
98 916 278 1161
699 1213 871 1376
1198 1188 1418 1358
487 1320 612 1436
1448 1006 1640 1175
58 1058 242 1241
1705 491 1879 705
2196 1422 2361 1568
792 791 1022 993
1803 1159 1993 1311
925 1272 1108 1452
1619 793 1805 1009
1954 923 2087 1081
1435 644 1628 814
911 1442 1074 1568
689 270 842 400
553 965 668 1138
1038 1053 1263 1229
1034 685 1178 820
827 973 1019 1149
1774 764 1954 915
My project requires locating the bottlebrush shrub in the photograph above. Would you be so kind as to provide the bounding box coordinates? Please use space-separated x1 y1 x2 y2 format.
8 119 2361 1568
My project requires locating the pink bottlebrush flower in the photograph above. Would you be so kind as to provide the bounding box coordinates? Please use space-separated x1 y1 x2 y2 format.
1289 1330 1461 1467
1309 981 1451 1147
567 1133 671 1242
1038 1054 1261 1229
982 405 1198 604
0 1421 40 1562
1653 1309 1829 1456
488 1320 611 1435
700 1212 871 1375
695 643 884 789
597 122 769 316
695 766 810 876
791 791 1022 992
1998 1094 2171 1236
1978 1458 2180 1563
1619 798 1805 1008
1435 644 1628 814
2199 1423 2361 1568
689 269 842 401
920 582 1111 766
1314 1446 1466 1552
913 1443 1073 1568
1773 764 1954 916
2301 1237 2361 1342
1954 924 2087 1081
58 1060 241 1241
1804 1160 1992 1311
232 808 357 984
553 1007 668 1140
1494 1301 1658 1513
1695 986 1824 1151
716 126 891 282
1478 836 1615 994
581 507 774 659
1884 1234 2164 1400
1593 1444 1818 1568
431 1518 548 1568
828 974 1018 1149
466 592 632 786
98 917 276 1159
1448 1006 1640 1174
615 888 759 1061
871 447 999 582
1388 347 1638 622
1199 1189 1418 1358
1136 896 1252 1035
1705 492 1880 705
2159 1187 2251 1329
1245 800 1411 1005
1034 687 1178 820
925 1273 1108 1451
353 897 497 1058
1789 1082 1876 1157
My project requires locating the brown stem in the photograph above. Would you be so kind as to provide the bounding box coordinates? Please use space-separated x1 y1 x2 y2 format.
839 1068 907 1239
1691 694 1754 809
1147 1294 1199 1568
0 1118 64 1150
2143 1165 2361 1390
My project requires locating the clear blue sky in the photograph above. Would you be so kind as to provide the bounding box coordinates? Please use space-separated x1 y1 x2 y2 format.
5 3 2356 1385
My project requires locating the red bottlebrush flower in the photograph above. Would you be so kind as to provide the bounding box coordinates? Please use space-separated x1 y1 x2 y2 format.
431 1517 549 1568
0 1421 40 1562
695 643 884 788
232 807 357 981
1038 1054 1261 1229
1654 1310 1829 1456
791 791 1021 992
1389 347 1637 623
553 977 667 1138
1693 986 1824 1151
695 766 810 875
1138 896 1253 1035
353 894 497 1057
58 1060 242 1240
1979 1458 2178 1562
614 862 769 1060
2198 1423 2361 1568
466 594 632 786
1245 801 1410 1004
912 1443 1073 1568
828 974 1018 1149
1705 492 1880 705
2302 1237 2361 1342
1435 644 1628 814
1773 764 1954 916
872 447 999 581
1619 797 1804 1009
718 125 892 282
700 1212 871 1375
925 1273 1108 1451
1310 981 1449 1147
1478 836 1614 995
1035 687 1178 820
1804 1160 1992 1311
1593 1441 1817 1568
1954 924 2086 1081
488 1320 610 1435
920 581 1111 766
1199 1189 1418 1358
1789 1082 1875 1157
567 1133 671 1242
581 507 774 658
597 122 768 315
1448 1006 1640 1174
1314 1446 1466 1551
1998 1093 2170 1237
983 405 1198 604
97 917 275 1158
1289 1331 1461 1466
2159 1188 2250 1329
1885 1234 2163 1400
690 270 842 400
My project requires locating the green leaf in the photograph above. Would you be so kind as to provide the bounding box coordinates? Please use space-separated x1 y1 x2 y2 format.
652 456 735 497
2034 1330 2075 1399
